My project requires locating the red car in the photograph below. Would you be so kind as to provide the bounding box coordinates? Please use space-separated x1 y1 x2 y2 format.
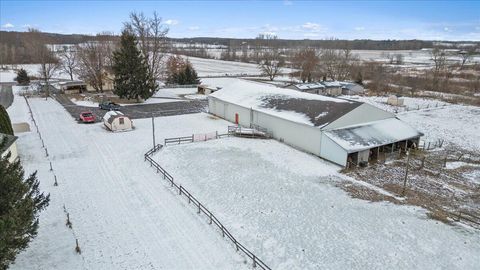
79 111 96 123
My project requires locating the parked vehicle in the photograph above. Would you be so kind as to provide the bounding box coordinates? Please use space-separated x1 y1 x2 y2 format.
79 111 96 123
99 101 121 111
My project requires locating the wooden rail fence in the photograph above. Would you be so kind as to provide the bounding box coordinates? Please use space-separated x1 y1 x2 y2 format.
143 144 271 270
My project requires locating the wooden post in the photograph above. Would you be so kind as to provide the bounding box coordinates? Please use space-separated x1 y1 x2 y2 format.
402 150 410 196
443 152 448 168
75 239 81 254
45 148 48 157
197 204 201 214
209 213 213 224
253 255 257 268
49 162 53 171
179 186 182 195
151 115 156 150
421 156 425 169
54 175 58 186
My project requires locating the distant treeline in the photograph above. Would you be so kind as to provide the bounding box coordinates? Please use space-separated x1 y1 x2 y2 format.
1 30 479 65
169 37 440 51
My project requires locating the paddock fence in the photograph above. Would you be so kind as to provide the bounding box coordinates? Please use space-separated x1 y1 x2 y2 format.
143 144 271 270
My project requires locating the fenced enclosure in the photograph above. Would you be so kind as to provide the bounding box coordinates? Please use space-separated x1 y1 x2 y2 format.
418 138 444 150
143 144 271 270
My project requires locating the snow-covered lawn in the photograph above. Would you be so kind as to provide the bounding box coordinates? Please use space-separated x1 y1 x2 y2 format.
155 137 480 270
398 104 480 152
7 92 247 269
187 56 262 77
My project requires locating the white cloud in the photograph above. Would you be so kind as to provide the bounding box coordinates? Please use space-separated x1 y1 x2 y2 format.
165 19 179 26
301 22 323 32
22 24 31 28
2 23 14 29
188 26 200 31
354 26 365 31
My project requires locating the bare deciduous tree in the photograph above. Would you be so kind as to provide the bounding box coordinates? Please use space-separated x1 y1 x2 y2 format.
125 11 169 81
258 50 284 81
459 50 473 70
76 34 116 92
319 48 358 81
58 48 78 81
430 47 447 90
24 29 60 98
292 48 319 82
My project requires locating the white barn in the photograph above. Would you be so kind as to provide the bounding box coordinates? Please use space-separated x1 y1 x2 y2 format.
207 79 422 167
102 111 133 132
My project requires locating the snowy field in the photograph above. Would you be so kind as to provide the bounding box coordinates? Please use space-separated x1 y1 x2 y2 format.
154 137 480 269
7 91 248 269
187 56 262 77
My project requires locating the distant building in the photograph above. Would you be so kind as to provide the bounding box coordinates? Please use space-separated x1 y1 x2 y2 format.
208 79 422 167
387 95 404 106
340 82 365 95
58 80 87 94
0 133 18 163
102 111 133 132
198 85 221 95
288 81 363 96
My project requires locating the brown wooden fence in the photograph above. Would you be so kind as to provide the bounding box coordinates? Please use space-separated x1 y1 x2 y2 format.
144 144 271 270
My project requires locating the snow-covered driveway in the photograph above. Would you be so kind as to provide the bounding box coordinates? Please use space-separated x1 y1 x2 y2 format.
9 96 246 269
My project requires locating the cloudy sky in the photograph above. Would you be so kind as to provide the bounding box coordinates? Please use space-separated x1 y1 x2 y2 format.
1 0 479 41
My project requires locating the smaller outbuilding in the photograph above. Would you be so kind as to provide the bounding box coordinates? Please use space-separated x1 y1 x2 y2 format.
198 85 221 95
0 133 18 163
387 95 404 106
322 81 343 96
102 111 133 132
340 82 365 95
58 80 87 94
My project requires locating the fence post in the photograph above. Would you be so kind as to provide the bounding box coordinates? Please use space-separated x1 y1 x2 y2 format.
216 131 218 139
209 212 213 224
45 148 49 157
221 225 225 237
253 255 257 268
49 162 53 171
191 134 194 143
197 203 201 214
179 185 182 195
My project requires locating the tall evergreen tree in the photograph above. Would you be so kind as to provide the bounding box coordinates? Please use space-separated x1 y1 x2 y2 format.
0 105 14 135
183 62 200 85
14 69 30 86
112 30 156 101
0 148 50 268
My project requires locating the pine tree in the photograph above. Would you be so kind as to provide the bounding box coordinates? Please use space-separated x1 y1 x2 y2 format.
0 148 50 268
183 62 200 85
0 105 14 135
112 30 156 101
14 69 30 86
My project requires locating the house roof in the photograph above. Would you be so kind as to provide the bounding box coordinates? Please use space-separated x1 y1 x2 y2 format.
208 78 362 128
291 82 325 91
324 118 423 153
0 133 18 154
58 80 86 87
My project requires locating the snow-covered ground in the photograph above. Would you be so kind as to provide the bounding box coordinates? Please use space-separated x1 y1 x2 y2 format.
154 137 480 270
7 91 247 269
398 104 480 151
187 56 262 77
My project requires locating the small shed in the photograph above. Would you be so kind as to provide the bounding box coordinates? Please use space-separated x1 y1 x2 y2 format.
387 95 404 106
322 81 343 96
340 82 365 95
102 111 133 132
58 80 87 94
198 85 220 95
0 133 18 163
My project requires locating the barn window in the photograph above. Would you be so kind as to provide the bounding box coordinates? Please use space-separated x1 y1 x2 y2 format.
119 117 124 124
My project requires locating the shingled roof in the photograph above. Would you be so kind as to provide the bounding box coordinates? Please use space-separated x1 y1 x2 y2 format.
208 78 362 127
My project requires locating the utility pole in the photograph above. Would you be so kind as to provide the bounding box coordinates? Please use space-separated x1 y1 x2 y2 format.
151 113 156 149
402 150 410 196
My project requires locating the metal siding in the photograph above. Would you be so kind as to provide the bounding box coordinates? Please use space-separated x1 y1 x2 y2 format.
256 112 323 156
320 133 348 166
323 103 394 130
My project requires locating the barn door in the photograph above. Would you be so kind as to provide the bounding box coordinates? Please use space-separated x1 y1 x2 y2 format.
235 113 239 124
